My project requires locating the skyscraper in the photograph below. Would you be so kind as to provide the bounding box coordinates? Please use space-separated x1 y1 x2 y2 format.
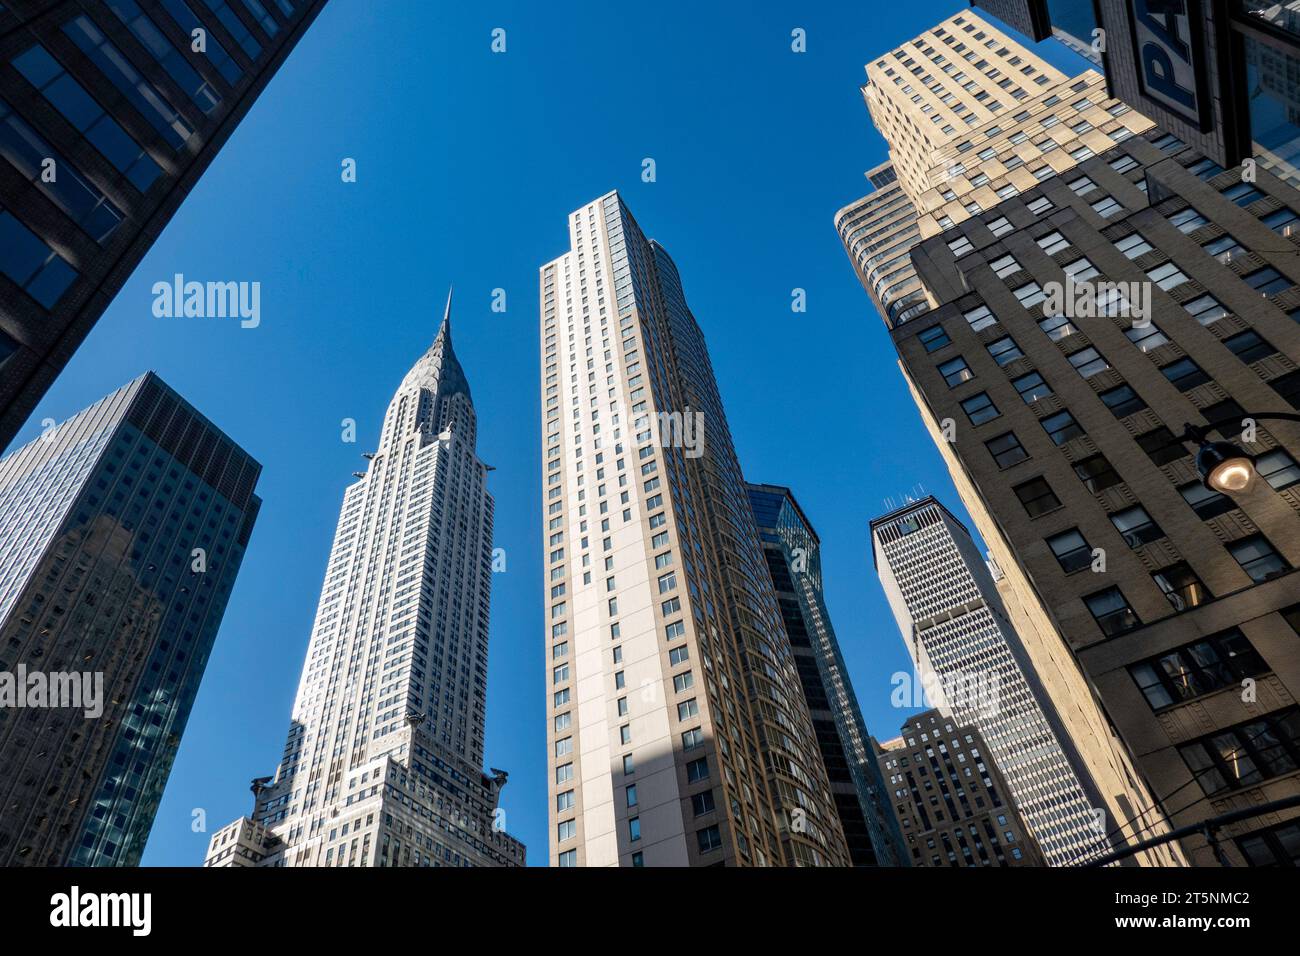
0 371 261 865
871 496 1164 866
206 294 525 868
0 0 330 450
861 12 1066 213
877 708 1046 866
540 192 849 867
900 125 1300 865
834 161 932 328
838 11 1153 296
842 10 1187 867
747 481 909 867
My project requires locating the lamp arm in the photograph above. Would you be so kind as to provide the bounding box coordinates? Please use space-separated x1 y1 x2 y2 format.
1179 411 1300 444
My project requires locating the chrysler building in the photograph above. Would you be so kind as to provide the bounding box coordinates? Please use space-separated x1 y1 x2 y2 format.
205 292 524 867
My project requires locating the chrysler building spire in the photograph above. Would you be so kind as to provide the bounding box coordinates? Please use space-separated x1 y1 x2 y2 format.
440 285 453 343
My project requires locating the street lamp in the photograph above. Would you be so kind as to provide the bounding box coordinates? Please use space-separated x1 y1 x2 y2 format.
1179 412 1300 494
1196 439 1255 493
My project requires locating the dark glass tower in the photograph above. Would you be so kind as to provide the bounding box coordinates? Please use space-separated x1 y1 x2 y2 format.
0 371 261 865
747 482 910 867
0 0 329 450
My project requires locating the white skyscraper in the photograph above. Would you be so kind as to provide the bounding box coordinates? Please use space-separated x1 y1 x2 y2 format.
539 192 849 868
206 293 524 868
871 497 1116 867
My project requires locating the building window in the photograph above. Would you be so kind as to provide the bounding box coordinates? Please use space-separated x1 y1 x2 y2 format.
1041 410 1083 445
1205 398 1248 438
948 235 975 257
1257 449 1300 490
1074 453 1121 492
1225 330 1278 363
1183 294 1229 326
1244 267 1294 296
1090 196 1122 218
961 391 999 425
986 335 1023 366
1130 628 1265 711
1012 371 1052 403
1109 505 1164 548
964 304 997 330
1084 586 1141 636
557 849 577 867
987 216 1013 236
697 825 722 853
1013 477 1060 517
1068 346 1109 378
1125 323 1169 352
1067 175 1097 196
1228 535 1290 582
989 254 1020 278
1099 384 1147 417
1202 233 1244 262
1037 313 1077 342
1179 707 1300 797
10 44 160 190
1261 206 1300 235
63 15 195 148
1271 370 1300 409
1063 257 1100 282
0 209 78 308
0 98 125 244
1136 426 1186 465
1161 358 1211 392
918 324 950 352
1168 207 1208 233
938 356 974 387
1013 282 1046 308
1027 196 1053 215
1047 528 1093 573
987 431 1029 468
1222 182 1267 206
1179 480 1236 520
1237 820 1300 867
1147 262 1189 290
1115 233 1154 258
1037 230 1069 255
1151 561 1212 613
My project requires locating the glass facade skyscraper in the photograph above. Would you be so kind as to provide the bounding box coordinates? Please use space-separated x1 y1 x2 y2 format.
0 371 261 865
747 482 910 867
0 0 330 450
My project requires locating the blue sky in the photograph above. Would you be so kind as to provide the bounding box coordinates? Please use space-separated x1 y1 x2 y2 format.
13 0 1087 866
